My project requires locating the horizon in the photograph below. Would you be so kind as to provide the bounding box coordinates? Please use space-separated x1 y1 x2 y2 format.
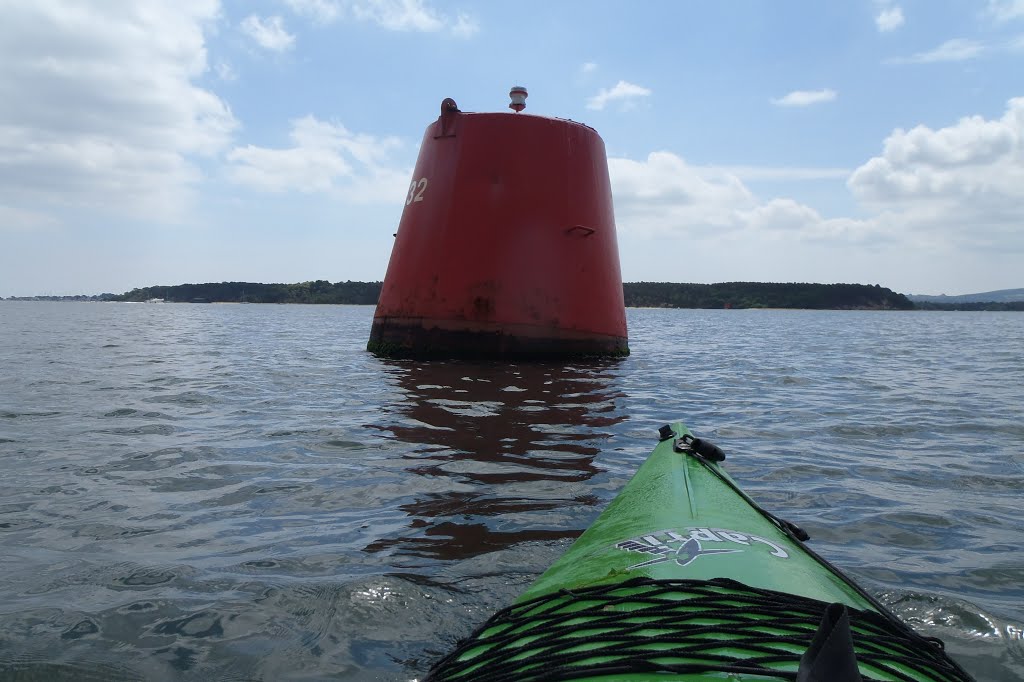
2 2 1023 298
6 279 1023 301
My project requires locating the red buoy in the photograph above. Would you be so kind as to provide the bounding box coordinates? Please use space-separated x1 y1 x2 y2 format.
368 94 629 359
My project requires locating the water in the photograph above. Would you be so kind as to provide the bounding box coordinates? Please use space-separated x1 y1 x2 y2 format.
1 302 1022 681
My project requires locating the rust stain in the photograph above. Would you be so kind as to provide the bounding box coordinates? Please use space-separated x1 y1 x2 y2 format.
472 296 494 319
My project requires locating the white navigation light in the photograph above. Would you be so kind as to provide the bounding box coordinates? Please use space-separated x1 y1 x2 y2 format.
509 85 528 113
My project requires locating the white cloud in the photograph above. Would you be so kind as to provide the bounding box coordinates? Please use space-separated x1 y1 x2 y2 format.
849 97 1024 248
285 0 342 24
581 62 598 74
876 6 905 32
717 166 851 181
0 204 61 232
611 100 1024 256
285 0 477 37
352 0 441 31
586 80 652 111
771 89 838 107
988 0 1024 22
894 38 985 63
226 115 409 203
215 61 237 81
241 15 296 52
608 152 755 234
609 152 881 244
734 199 883 243
0 1 236 220
737 199 821 233
450 12 479 38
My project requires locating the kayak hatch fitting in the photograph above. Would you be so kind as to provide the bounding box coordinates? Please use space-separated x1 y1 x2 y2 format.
677 432 727 462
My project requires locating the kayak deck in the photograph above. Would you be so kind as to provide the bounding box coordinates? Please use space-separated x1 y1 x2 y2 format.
431 577 968 681
518 424 871 607
425 423 973 681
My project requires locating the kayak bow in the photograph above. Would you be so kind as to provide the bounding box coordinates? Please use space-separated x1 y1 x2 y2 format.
426 423 972 681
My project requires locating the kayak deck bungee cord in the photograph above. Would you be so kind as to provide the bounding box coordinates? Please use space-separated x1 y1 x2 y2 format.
425 423 973 681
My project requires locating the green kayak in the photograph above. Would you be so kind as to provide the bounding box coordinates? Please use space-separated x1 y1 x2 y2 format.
426 423 973 681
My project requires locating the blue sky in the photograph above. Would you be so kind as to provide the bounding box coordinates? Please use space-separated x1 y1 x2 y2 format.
2 0 1023 297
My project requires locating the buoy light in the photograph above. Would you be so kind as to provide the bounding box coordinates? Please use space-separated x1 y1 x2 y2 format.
508 85 528 112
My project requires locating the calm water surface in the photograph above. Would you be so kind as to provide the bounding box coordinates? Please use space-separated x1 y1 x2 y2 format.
0 302 1022 680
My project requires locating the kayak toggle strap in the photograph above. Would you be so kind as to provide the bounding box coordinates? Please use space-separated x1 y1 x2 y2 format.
670 427 811 543
424 577 974 682
675 432 726 462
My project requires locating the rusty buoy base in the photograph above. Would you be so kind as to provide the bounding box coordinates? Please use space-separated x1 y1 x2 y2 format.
368 318 629 360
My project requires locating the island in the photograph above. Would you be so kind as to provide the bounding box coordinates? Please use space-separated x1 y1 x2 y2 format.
110 280 917 310
6 281 1021 310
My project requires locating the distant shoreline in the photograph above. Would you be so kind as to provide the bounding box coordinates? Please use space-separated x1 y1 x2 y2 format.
5 300 1021 311
5 281 1023 311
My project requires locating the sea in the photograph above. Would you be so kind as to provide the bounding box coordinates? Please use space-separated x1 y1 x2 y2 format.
0 301 1021 681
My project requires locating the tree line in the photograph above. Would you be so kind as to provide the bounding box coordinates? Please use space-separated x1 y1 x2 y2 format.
622 281 914 310
912 300 1024 311
113 280 923 309
117 280 381 305
15 281 1019 309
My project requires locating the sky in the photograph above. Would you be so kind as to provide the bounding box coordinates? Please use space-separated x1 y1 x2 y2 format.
1 1 1023 297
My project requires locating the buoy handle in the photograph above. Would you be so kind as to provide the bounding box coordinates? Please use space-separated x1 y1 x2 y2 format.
566 225 596 237
437 98 460 138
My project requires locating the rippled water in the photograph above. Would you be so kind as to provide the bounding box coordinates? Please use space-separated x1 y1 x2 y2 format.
0 302 1022 681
